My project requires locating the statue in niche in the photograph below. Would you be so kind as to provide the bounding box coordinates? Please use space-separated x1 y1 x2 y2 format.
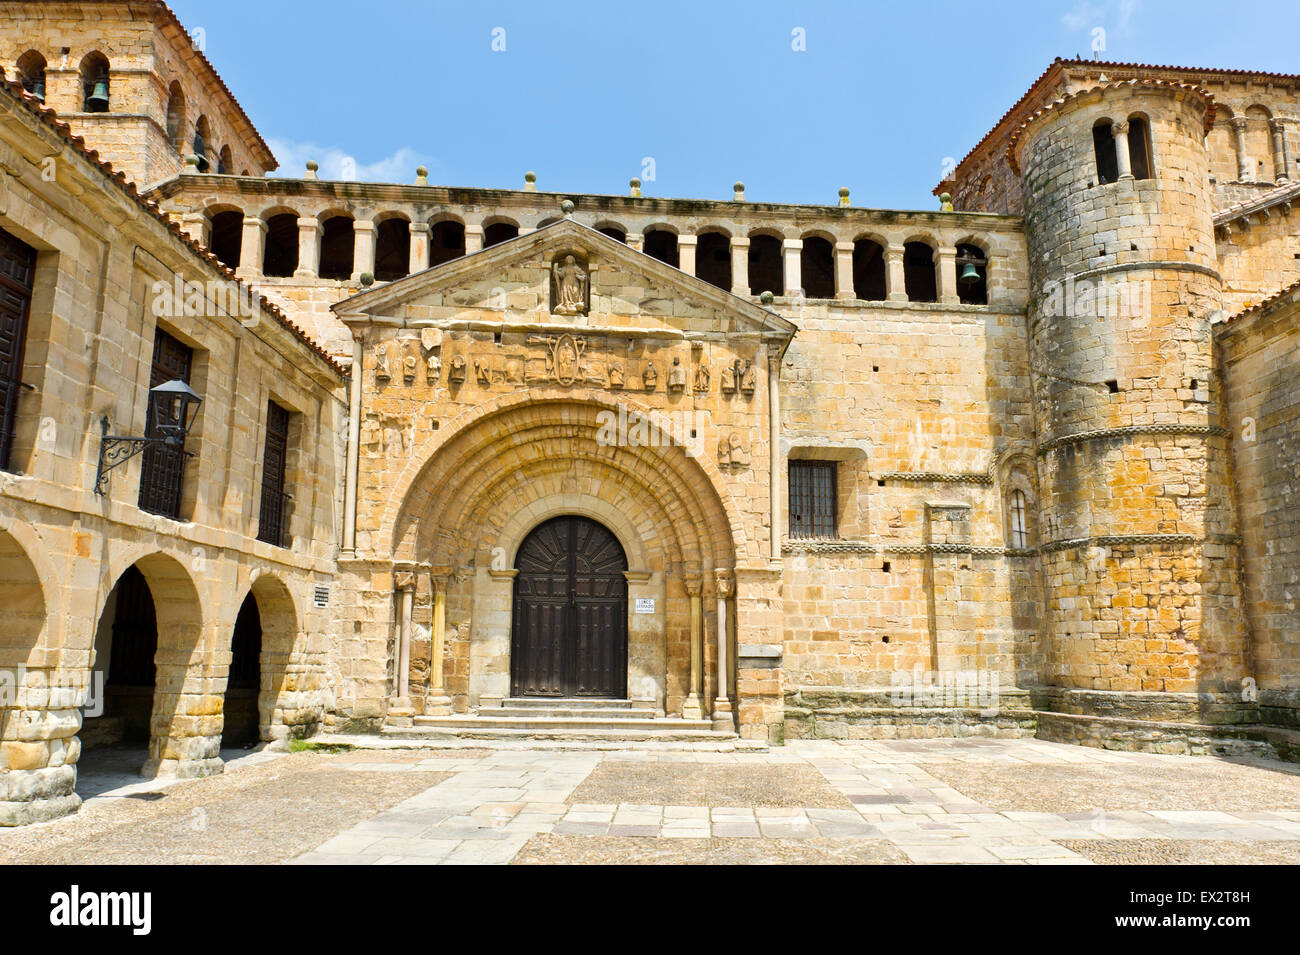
448 354 467 383
551 254 589 316
720 361 735 394
717 433 749 468
425 350 441 383
668 356 686 393
642 362 658 391
374 342 391 382
694 361 710 394
608 362 625 389
740 359 756 397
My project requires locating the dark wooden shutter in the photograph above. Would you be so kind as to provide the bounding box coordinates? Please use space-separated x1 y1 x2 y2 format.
0 227 36 473
789 460 838 539
257 401 290 546
138 329 193 518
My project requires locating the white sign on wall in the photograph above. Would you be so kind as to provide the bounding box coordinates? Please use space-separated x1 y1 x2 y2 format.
634 598 655 614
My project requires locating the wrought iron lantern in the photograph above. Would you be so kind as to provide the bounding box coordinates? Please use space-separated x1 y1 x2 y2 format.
95 379 202 494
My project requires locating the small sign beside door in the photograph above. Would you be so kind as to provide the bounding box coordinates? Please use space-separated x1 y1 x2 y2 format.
634 597 655 614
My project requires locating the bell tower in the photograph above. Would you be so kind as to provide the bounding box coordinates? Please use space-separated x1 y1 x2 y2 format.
1011 79 1250 736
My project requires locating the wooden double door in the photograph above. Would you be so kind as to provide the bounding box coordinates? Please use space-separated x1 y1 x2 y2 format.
511 516 628 698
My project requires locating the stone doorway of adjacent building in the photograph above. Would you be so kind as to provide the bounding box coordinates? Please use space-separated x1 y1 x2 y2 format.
221 592 261 749
511 515 628 699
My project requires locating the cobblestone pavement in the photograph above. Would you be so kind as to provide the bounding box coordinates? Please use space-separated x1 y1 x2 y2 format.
288 738 1300 865
4 738 1299 865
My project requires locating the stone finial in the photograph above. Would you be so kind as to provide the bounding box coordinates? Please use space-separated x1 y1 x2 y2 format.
838 186 850 206
182 154 200 175
415 165 429 186
760 290 775 305
629 177 642 197
524 171 537 191
939 192 954 212
359 272 374 287
560 198 575 217
304 159 319 180
733 181 745 201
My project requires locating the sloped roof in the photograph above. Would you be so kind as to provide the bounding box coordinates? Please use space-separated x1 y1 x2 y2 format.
0 72 342 377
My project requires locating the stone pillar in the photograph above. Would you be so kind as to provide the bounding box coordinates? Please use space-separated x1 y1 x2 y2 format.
179 212 209 245
236 215 266 279
712 569 735 732
768 354 782 559
677 233 697 276
352 220 376 281
834 240 854 300
885 245 906 302
937 246 959 304
1231 118 1251 181
1112 121 1133 180
342 335 362 556
683 575 704 719
1270 120 1290 181
293 216 321 278
464 224 484 254
626 232 644 252
426 567 452 715
395 575 414 708
730 237 750 296
409 221 430 275
782 238 802 298
0 669 82 826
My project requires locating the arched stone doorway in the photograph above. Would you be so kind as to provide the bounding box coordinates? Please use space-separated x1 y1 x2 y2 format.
512 515 628 698
222 593 261 748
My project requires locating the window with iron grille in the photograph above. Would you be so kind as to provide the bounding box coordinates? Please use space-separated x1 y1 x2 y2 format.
789 460 838 539
257 400 290 547
0 226 36 473
138 329 193 519
1009 489 1029 549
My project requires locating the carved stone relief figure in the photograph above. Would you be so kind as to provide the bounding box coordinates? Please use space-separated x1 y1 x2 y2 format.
608 362 625 389
448 354 467 383
374 342 392 382
694 361 710 393
402 343 418 384
642 362 658 391
720 361 735 394
668 356 686 393
740 359 756 397
425 350 441 383
551 254 589 316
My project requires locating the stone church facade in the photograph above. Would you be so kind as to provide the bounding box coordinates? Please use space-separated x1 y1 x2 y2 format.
2 1 1299 825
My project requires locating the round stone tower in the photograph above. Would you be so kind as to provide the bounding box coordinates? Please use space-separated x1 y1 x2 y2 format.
1010 79 1250 737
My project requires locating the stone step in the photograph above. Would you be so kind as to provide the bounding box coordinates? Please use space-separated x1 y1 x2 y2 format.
493 706 660 720
382 724 734 743
498 697 646 709
410 715 715 732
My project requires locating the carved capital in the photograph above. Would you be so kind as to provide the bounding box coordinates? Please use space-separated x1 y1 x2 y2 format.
714 569 734 598
684 574 702 597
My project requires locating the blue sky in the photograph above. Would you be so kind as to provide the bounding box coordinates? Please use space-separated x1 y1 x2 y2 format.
168 0 1299 210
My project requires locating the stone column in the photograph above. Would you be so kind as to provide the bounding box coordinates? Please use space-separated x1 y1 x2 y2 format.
179 212 209 245
1112 121 1133 180
834 240 854 300
352 220 376 281
712 570 735 732
768 354 781 559
395 574 414 707
294 216 321 278
464 224 484 254
1270 120 1290 181
677 233 697 276
1231 118 1251 181
426 567 452 715
683 575 704 719
782 238 802 298
236 215 266 279
730 237 750 296
409 221 430 274
937 246 959 304
342 335 362 556
885 245 906 302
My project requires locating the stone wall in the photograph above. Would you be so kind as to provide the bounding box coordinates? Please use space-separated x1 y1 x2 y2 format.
1216 286 1300 728
0 84 345 824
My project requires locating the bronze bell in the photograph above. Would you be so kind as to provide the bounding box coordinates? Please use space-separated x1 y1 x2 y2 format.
86 78 109 111
958 261 981 285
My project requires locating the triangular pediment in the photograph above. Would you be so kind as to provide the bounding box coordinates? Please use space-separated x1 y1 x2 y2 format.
333 218 796 344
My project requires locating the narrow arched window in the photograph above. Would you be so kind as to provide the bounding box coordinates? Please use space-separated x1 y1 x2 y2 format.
1128 116 1153 180
16 50 46 102
80 52 110 112
1008 489 1029 549
956 242 988 305
1093 118 1118 184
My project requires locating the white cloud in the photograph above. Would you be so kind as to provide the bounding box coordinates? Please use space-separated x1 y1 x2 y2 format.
266 139 431 183
1062 0 1138 36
